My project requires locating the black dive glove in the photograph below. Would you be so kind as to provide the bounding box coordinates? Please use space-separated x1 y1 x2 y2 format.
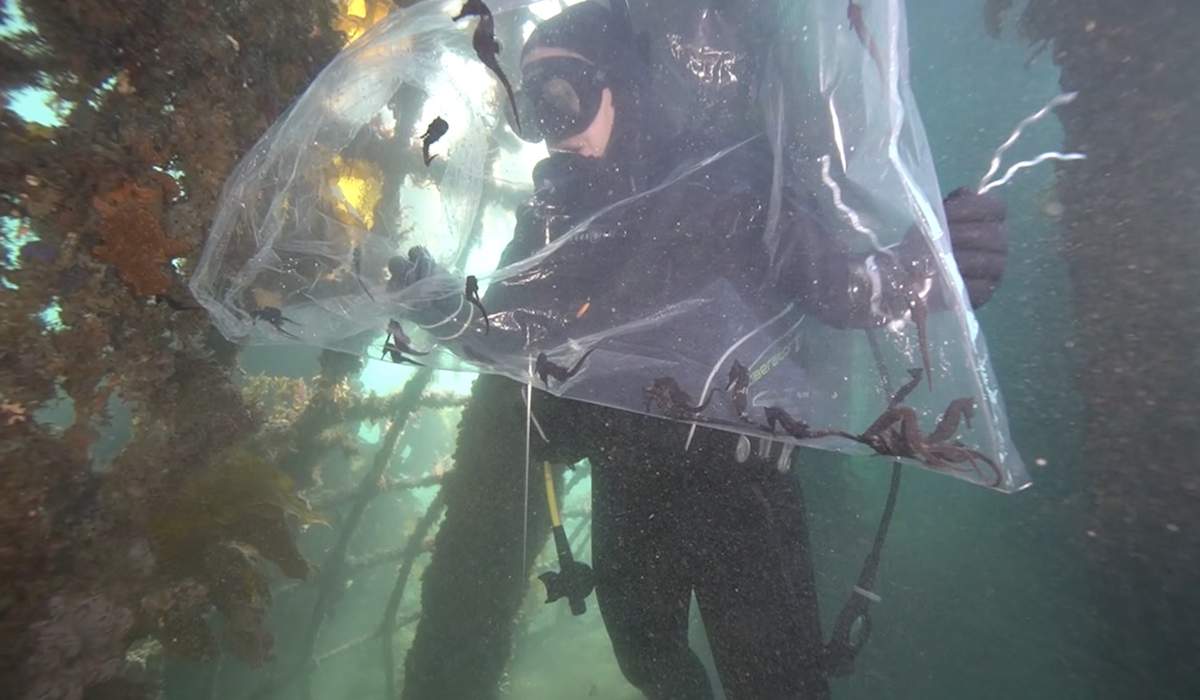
385 245 436 293
889 186 1008 313
942 187 1008 309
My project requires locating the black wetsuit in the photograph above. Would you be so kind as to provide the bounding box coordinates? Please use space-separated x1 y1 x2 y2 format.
590 412 828 699
492 135 833 699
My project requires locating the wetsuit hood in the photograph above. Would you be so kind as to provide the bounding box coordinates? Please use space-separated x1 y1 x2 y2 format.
521 2 633 73
523 1 669 200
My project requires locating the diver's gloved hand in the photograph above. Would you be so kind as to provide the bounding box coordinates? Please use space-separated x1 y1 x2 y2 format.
384 246 476 336
385 245 436 294
942 187 1008 309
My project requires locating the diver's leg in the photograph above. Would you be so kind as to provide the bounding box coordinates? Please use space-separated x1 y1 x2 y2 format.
689 451 830 699
591 450 715 700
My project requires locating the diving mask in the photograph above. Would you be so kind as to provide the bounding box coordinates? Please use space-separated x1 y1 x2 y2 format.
517 56 608 144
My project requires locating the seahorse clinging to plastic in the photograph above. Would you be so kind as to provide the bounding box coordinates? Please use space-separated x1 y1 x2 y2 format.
452 0 522 134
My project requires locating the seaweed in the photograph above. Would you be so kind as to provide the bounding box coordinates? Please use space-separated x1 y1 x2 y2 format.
91 179 191 296
327 154 385 231
239 367 437 700
0 0 344 694
148 446 326 580
334 0 395 46
143 445 326 667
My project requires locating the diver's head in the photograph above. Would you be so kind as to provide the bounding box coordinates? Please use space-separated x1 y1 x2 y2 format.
521 47 615 158
519 1 641 160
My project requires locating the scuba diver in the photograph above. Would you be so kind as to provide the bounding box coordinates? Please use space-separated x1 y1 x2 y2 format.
488 3 1007 698
401 2 1009 698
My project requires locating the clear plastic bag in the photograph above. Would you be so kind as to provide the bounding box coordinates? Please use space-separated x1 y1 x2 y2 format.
191 0 1029 492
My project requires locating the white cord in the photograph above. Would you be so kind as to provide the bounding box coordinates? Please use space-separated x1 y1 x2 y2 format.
520 386 550 443
977 92 1086 195
522 356 533 577
978 91 1077 191
978 152 1086 195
